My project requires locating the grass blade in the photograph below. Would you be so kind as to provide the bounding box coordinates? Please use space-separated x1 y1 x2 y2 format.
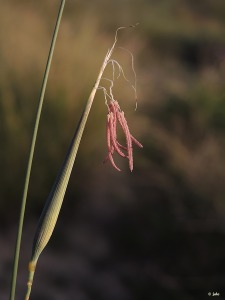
9 1 66 300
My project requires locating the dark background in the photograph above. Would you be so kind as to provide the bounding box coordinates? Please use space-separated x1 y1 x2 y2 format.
1 0 225 299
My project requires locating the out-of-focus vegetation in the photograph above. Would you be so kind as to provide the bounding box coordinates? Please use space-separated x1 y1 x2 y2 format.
1 0 225 299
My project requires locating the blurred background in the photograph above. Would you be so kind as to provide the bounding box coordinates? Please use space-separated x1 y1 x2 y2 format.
1 0 225 299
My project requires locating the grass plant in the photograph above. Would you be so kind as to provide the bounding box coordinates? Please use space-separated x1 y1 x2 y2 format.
24 24 140 300
6 0 139 294
1 1 225 299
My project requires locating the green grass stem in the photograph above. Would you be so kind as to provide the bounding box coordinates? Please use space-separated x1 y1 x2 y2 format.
9 1 66 300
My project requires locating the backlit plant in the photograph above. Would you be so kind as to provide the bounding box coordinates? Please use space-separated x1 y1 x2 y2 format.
8 2 142 300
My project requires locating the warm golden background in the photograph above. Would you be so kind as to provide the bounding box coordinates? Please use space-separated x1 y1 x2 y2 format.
1 0 225 299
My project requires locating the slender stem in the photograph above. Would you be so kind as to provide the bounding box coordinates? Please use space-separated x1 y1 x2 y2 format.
9 1 66 300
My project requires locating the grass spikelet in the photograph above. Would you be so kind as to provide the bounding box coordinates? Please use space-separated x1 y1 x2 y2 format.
24 25 134 300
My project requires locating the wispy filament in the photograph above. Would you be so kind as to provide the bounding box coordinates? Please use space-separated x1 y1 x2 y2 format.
104 100 143 172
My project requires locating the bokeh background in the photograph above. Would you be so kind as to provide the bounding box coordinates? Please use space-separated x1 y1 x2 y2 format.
1 0 225 299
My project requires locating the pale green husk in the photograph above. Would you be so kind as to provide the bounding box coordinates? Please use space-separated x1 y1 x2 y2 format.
24 27 121 300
